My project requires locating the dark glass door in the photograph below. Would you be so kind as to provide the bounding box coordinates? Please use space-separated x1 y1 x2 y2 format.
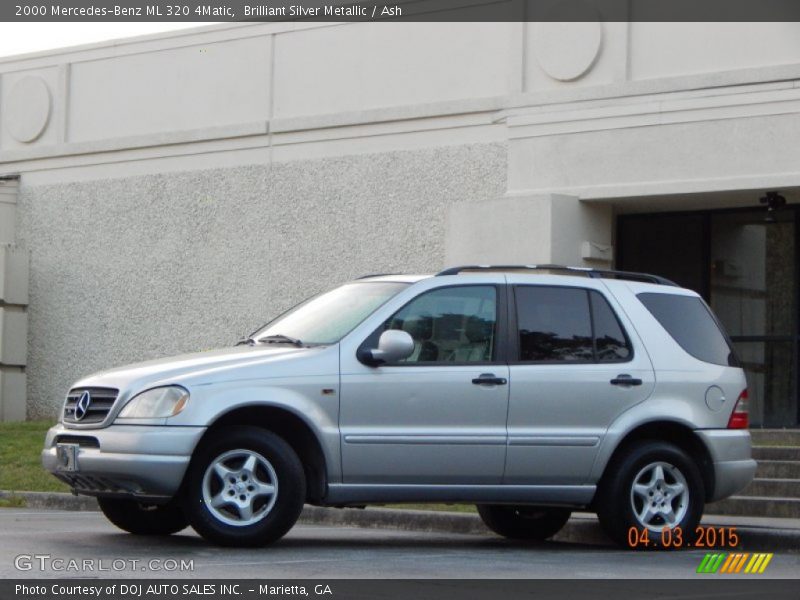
618 207 799 428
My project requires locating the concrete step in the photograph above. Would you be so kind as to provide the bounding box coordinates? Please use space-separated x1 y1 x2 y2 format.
750 428 800 446
752 446 800 461
756 460 800 479
739 478 800 498
707 496 800 519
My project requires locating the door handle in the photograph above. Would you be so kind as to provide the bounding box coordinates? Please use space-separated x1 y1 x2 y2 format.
472 373 507 386
610 374 643 386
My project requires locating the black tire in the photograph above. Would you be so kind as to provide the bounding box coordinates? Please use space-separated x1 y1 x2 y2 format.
183 426 306 547
97 497 188 536
595 440 705 549
477 505 572 540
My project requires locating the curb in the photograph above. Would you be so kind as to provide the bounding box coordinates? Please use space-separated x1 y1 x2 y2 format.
3 491 798 552
1 490 99 511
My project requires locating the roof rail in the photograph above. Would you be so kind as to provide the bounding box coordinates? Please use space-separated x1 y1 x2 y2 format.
435 264 678 286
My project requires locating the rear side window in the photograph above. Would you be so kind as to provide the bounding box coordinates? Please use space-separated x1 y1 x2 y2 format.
515 286 631 363
637 293 737 366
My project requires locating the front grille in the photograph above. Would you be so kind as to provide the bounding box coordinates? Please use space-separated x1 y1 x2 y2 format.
54 435 100 448
63 387 119 424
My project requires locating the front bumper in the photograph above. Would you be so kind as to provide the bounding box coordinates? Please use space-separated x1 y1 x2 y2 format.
41 424 206 501
697 429 757 502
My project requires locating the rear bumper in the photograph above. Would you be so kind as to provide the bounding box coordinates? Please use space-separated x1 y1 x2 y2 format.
697 429 757 502
41 424 206 501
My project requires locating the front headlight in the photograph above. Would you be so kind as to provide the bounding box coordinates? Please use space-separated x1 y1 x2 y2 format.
117 386 190 419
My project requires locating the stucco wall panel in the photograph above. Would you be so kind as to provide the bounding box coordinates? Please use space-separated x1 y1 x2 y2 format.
630 23 800 80
273 22 515 119
67 36 271 143
508 112 800 195
16 143 506 418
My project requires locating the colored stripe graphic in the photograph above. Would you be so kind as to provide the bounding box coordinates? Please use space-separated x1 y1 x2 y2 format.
697 553 726 573
696 554 713 573
734 553 750 573
757 554 773 573
744 553 774 574
719 554 736 573
699 553 773 574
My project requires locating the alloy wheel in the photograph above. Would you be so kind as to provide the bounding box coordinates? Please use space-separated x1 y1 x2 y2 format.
202 449 279 527
629 461 689 532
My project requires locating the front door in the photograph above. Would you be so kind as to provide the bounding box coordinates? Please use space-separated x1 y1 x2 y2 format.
339 284 510 484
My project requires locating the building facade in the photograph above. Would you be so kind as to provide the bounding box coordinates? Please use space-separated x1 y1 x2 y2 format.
1 21 799 427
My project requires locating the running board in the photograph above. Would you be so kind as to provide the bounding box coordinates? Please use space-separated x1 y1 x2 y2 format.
323 484 596 506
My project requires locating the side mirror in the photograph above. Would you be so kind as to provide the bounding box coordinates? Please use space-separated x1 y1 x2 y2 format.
359 330 415 366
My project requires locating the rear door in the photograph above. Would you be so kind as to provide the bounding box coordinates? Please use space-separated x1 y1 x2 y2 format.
504 279 655 485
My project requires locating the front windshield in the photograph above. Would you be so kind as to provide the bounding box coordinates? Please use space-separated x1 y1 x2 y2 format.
251 282 409 345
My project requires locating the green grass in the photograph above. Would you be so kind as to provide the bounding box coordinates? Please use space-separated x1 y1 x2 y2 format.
0 420 69 494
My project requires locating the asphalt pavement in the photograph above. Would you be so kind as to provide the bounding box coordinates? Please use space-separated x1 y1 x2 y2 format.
1 509 799 579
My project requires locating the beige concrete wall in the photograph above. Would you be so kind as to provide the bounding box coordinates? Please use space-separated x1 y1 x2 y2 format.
445 194 612 267
0 180 28 421
3 21 800 418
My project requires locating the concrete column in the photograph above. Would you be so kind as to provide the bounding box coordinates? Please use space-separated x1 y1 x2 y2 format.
0 179 17 245
0 178 28 422
445 193 613 267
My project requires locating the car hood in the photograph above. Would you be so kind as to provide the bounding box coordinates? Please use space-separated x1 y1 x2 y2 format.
72 345 316 393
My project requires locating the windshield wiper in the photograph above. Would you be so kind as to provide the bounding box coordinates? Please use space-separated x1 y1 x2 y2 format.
236 337 257 346
256 334 304 347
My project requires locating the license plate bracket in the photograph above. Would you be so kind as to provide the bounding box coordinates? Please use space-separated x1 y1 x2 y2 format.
55 443 79 472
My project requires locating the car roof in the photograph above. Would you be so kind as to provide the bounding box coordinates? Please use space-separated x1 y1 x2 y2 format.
355 274 431 283
354 265 681 289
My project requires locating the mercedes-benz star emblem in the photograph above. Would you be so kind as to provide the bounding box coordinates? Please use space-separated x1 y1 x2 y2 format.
74 391 92 421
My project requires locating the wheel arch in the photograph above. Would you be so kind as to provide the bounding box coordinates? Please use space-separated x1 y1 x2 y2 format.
596 421 716 503
195 405 329 504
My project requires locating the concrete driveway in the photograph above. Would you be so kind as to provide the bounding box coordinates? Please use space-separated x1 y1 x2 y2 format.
1 509 799 579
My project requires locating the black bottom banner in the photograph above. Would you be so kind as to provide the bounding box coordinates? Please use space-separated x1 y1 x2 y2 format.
3 579 799 600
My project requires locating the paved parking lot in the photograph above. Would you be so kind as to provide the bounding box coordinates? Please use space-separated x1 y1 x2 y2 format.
1 509 799 579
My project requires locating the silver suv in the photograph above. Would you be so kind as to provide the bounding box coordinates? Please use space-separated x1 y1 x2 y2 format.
42 265 756 548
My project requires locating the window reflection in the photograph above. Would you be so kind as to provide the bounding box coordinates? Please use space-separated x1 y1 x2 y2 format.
383 286 497 363
516 287 630 363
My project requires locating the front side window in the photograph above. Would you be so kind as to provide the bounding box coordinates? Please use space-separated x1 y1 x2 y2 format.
515 286 631 363
377 286 498 364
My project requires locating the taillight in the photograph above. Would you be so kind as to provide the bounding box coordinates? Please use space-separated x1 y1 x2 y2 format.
727 388 749 429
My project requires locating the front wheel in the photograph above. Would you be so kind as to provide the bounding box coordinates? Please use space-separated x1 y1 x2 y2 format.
595 440 705 549
183 426 306 547
97 497 188 535
477 505 572 540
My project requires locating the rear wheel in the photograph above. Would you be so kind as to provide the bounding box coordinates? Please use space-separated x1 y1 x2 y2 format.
97 497 188 536
477 505 572 540
596 440 704 549
184 426 306 547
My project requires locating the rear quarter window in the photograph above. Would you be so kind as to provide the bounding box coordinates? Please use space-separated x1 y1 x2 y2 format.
637 292 738 367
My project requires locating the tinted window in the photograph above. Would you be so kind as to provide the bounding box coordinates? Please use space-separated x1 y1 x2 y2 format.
515 287 632 363
516 287 594 362
591 291 631 361
638 293 736 366
381 286 497 363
